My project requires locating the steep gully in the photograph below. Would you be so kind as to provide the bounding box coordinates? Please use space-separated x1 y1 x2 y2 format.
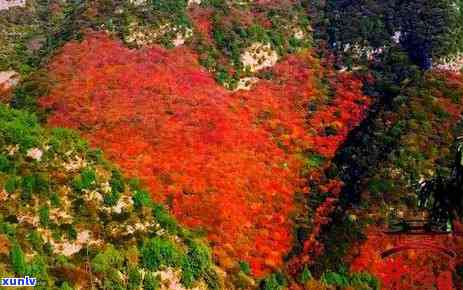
308 77 463 289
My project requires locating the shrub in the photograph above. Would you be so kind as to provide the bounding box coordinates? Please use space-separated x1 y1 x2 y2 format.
104 169 125 206
5 176 19 193
321 271 349 288
110 169 125 194
306 154 325 169
127 267 142 290
125 245 140 267
181 241 213 287
49 128 88 155
0 218 16 237
260 272 286 290
10 242 27 275
367 178 394 195
27 254 49 285
128 178 141 189
91 244 124 273
321 270 380 290
64 224 77 241
60 282 75 290
299 266 313 284
143 272 161 290
27 230 44 251
21 175 35 200
102 270 125 290
72 167 96 191
50 192 61 208
11 71 51 115
350 272 381 290
141 237 182 270
152 204 180 234
0 154 12 173
239 261 251 275
38 206 50 227
132 189 152 209
203 268 221 290
0 104 41 150
103 190 121 207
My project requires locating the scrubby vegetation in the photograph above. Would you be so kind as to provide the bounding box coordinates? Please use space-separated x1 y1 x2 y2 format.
341 71 463 289
1 0 313 90
0 104 220 289
37 31 372 280
1 0 463 289
306 5 463 289
312 0 463 69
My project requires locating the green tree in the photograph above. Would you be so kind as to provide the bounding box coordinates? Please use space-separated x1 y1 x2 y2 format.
10 242 27 275
418 136 463 229
320 0 463 69
394 0 463 68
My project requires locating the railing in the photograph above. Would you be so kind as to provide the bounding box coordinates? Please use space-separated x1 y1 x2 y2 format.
380 241 457 259
383 218 454 235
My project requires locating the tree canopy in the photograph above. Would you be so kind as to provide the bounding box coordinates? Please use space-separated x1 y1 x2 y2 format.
320 0 463 68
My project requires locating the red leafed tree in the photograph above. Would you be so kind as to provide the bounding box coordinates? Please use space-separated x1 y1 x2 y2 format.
351 227 460 290
40 32 370 276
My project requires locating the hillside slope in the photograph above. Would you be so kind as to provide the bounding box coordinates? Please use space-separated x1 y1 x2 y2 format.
38 32 371 278
0 104 221 290
2 1 463 290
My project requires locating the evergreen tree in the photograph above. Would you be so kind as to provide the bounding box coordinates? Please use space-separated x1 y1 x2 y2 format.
319 0 463 69
418 137 463 229
393 0 462 68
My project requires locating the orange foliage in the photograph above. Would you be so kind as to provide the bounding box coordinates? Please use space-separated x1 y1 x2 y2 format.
350 72 463 290
189 6 214 43
351 227 461 290
40 32 370 276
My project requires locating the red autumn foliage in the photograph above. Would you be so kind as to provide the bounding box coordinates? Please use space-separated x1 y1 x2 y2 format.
188 6 214 43
351 71 463 289
351 227 461 290
40 32 370 276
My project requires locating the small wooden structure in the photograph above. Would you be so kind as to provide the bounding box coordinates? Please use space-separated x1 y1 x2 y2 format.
384 218 451 235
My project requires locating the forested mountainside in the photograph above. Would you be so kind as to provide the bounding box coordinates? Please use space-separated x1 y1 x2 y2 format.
0 104 221 290
0 1 463 289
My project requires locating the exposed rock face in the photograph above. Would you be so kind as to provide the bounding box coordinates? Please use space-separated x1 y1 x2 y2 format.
188 0 201 6
26 147 43 161
172 27 193 47
240 42 279 72
125 22 192 47
0 0 26 11
436 53 463 73
0 70 19 90
129 0 147 6
293 28 305 40
0 103 222 289
234 77 259 91
153 267 207 290
125 23 170 46
0 70 19 102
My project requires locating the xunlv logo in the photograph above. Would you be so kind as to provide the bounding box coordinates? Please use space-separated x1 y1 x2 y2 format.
1 276 37 287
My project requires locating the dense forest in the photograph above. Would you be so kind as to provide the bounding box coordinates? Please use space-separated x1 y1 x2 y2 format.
0 0 462 289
